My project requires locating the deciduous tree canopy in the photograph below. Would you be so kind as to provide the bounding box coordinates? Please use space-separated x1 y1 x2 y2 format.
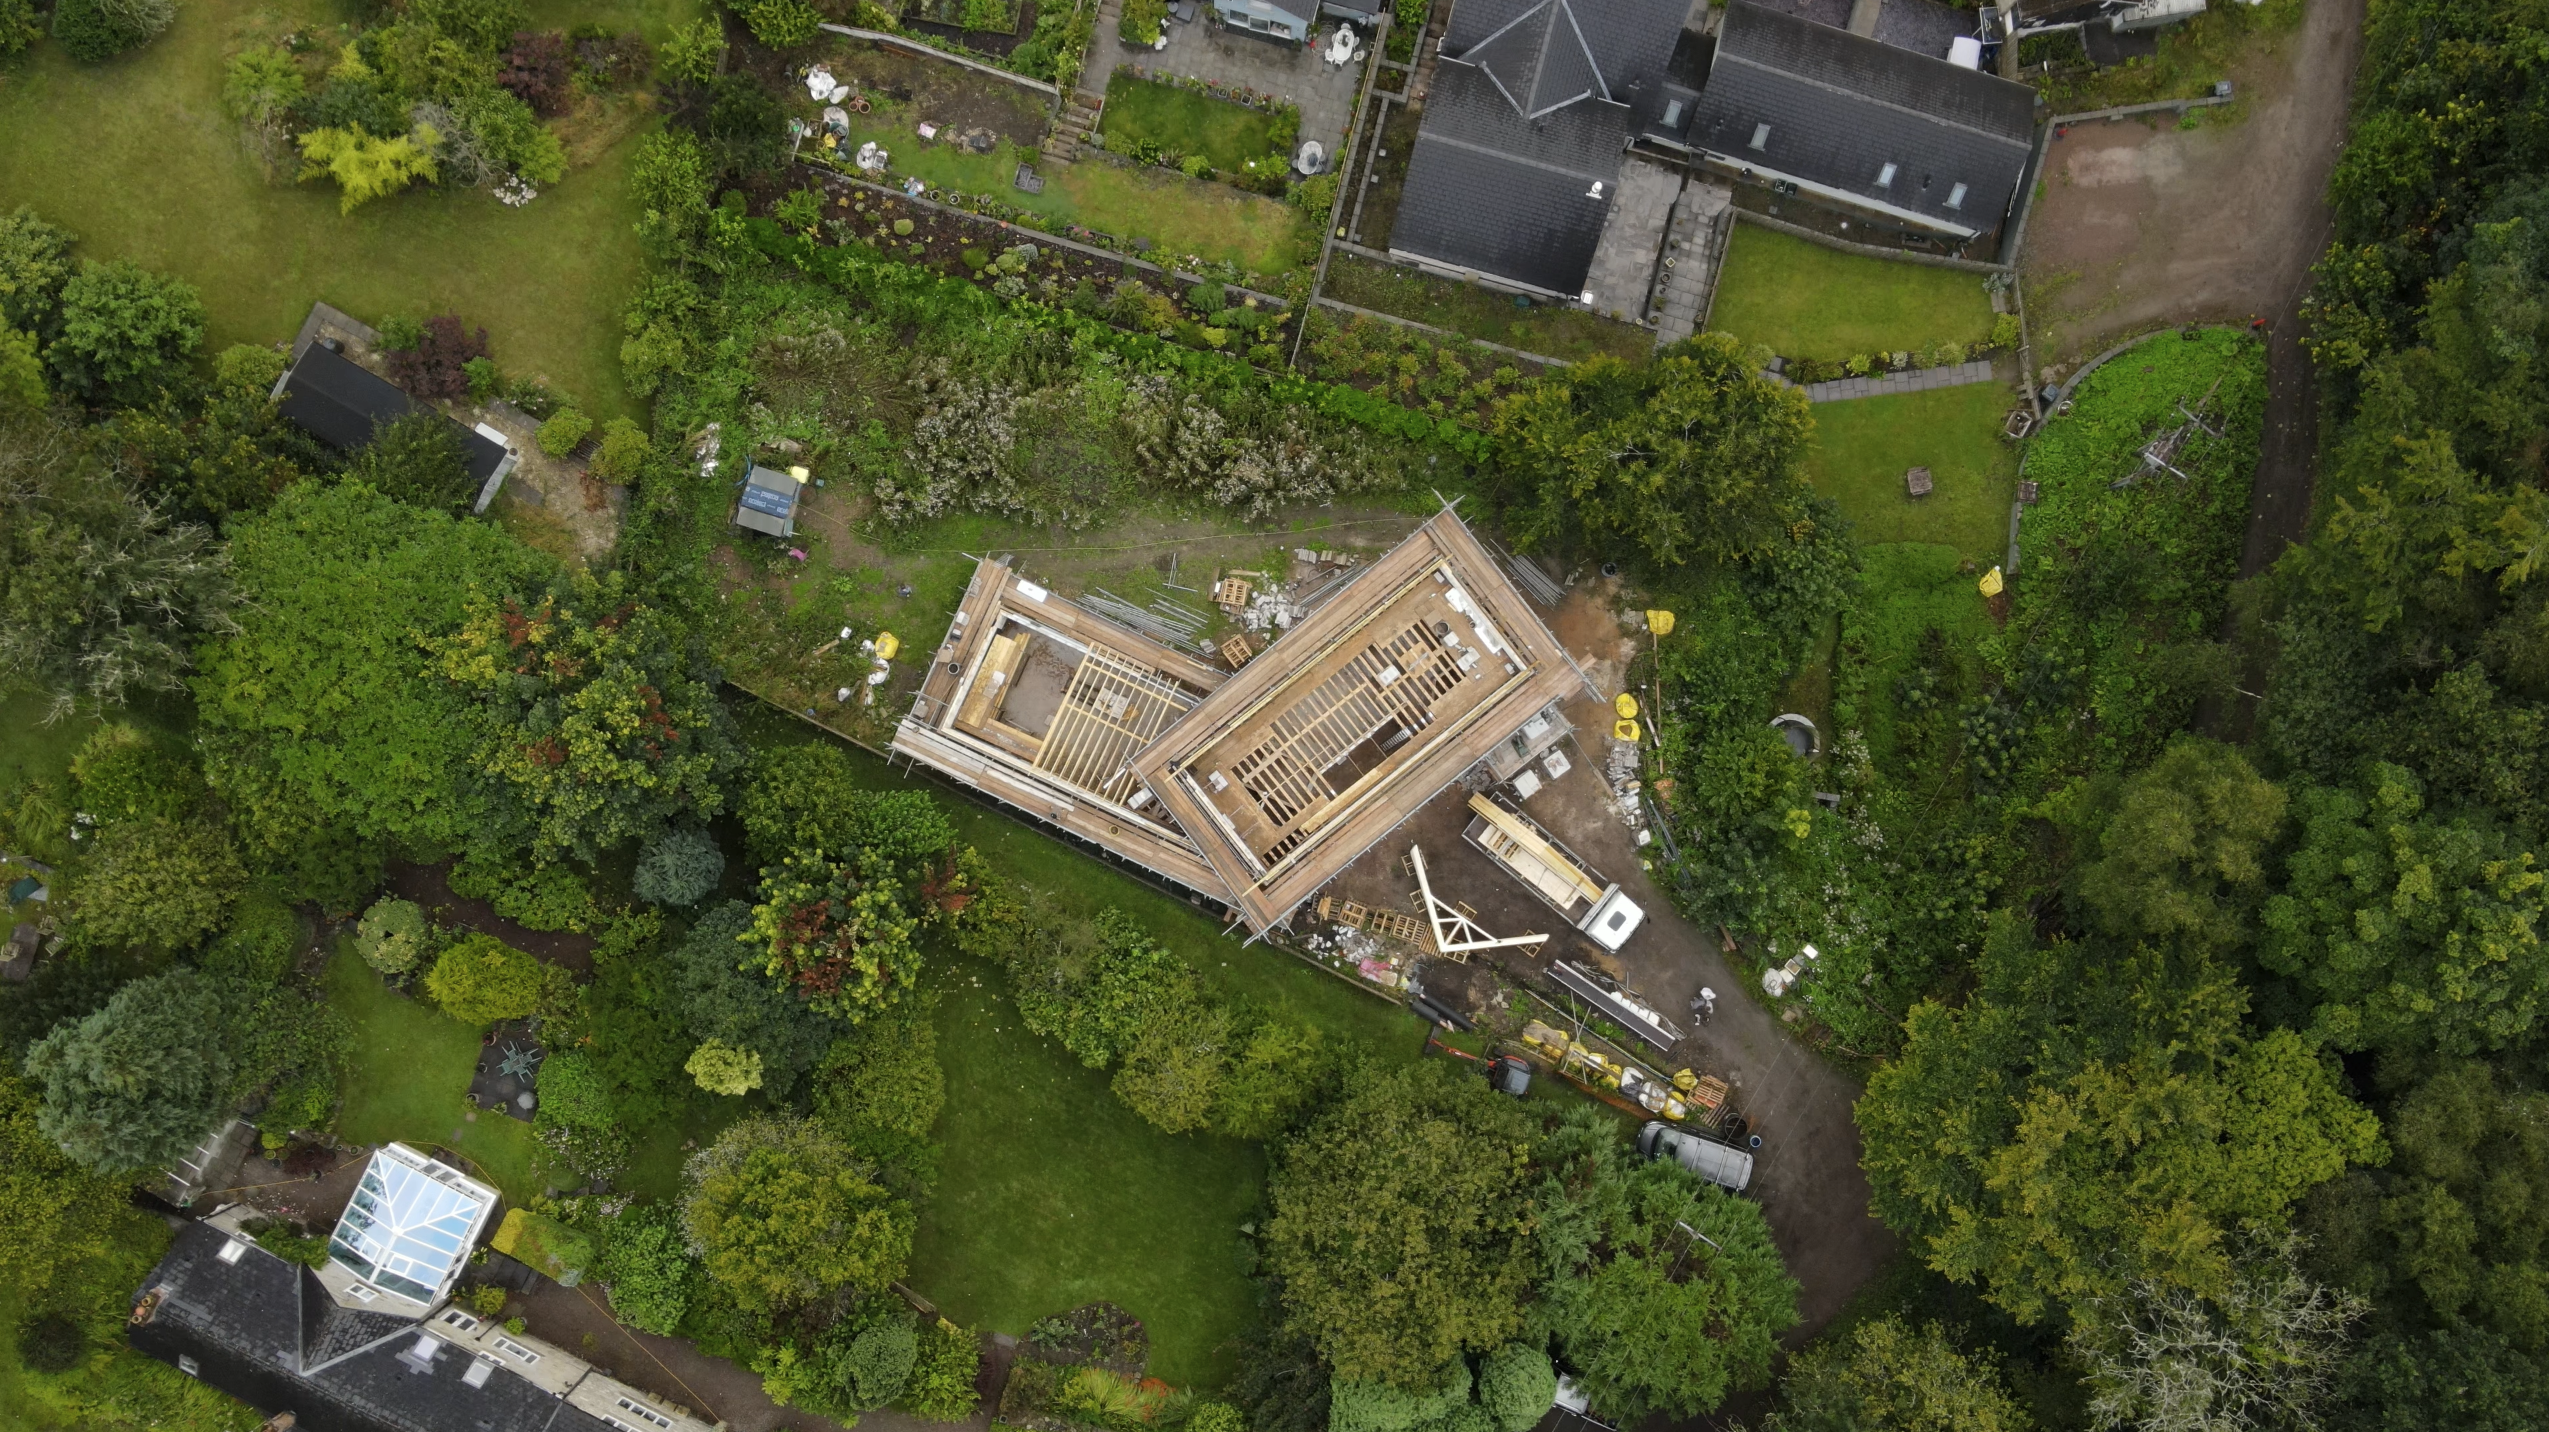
1264 1062 1538 1387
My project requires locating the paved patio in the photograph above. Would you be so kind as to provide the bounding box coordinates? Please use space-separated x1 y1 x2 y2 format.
1580 155 1683 320
1080 11 1370 163
1791 357 2000 401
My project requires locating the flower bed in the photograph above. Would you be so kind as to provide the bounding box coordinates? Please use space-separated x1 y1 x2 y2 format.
770 170 1302 368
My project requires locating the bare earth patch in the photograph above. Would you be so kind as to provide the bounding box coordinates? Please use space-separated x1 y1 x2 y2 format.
2020 0 2367 368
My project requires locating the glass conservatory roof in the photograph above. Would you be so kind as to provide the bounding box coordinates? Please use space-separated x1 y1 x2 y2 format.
326 1144 495 1306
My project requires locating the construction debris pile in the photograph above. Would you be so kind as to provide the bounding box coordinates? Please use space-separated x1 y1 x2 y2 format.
1297 924 1408 990
1605 739 1653 847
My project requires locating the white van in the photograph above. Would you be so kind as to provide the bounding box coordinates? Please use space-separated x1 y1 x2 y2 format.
1636 1120 1753 1193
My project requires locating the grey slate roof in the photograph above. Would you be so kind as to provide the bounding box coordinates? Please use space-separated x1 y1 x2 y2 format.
1390 0 1685 293
128 1223 614 1432
1687 0 2037 233
278 344 510 488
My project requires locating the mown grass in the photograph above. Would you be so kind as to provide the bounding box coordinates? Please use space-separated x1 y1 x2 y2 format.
730 701 1426 1383
1708 225 1998 363
323 950 550 1197
918 956 1266 1387
0 0 690 419
1098 73 1283 176
1805 384 2020 562
1323 255 1654 363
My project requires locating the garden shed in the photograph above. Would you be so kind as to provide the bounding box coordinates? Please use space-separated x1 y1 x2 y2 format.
733 463 806 538
1214 0 1311 41
273 342 515 495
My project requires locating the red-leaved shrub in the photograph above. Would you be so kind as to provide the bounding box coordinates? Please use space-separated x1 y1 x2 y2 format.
386 316 491 402
498 31 575 117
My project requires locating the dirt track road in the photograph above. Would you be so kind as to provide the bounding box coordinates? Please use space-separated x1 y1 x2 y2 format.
2022 0 2368 372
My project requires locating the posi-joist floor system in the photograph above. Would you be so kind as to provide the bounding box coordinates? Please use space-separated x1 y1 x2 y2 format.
893 559 1237 905
1128 511 1591 933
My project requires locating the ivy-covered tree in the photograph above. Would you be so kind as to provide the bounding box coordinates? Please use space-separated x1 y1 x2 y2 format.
1532 1108 1798 1420
738 743 956 865
680 1114 913 1311
744 850 924 1022
1857 915 2383 1327
1264 1061 1539 1387
70 817 248 951
1488 331 1813 571
1112 995 1232 1135
21 969 238 1173
2069 1231 2364 1432
45 259 204 406
430 575 743 862
196 480 548 850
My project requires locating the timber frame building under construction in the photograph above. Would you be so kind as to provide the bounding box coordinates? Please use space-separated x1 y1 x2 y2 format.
892 510 1592 935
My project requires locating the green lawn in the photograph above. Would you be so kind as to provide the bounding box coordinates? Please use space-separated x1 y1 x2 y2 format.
1098 74 1282 178
1323 255 1655 363
1708 225 1997 364
916 957 1266 1388
0 0 697 418
323 950 550 1198
1850 542 2000 770
1805 384 2019 562
731 702 1425 1384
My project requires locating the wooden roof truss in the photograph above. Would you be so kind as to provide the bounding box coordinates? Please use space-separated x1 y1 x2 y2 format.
1410 843 1546 960
1032 645 1197 804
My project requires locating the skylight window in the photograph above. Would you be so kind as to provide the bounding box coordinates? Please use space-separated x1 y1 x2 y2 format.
1945 182 1969 210
1875 163 1897 189
1748 123 1770 151
326 1145 495 1306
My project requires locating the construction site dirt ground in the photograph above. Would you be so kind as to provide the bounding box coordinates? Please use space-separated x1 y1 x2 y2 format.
2019 0 2368 369
1302 589 1896 1345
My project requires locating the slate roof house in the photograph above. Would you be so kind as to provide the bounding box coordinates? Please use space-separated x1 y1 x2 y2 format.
1389 0 1689 297
128 1147 715 1432
274 342 519 511
1684 0 2038 243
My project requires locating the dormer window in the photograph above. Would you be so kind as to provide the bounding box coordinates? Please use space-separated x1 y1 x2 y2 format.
1945 182 1968 210
1875 163 1897 189
1748 123 1770 151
